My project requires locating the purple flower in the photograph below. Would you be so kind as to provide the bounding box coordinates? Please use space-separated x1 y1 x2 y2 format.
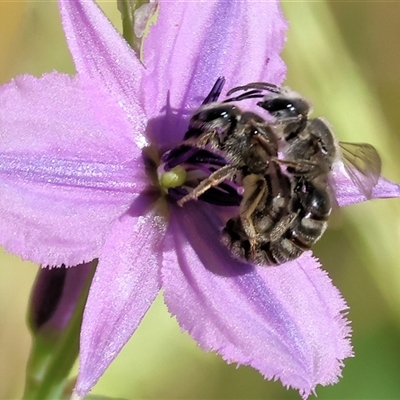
1 0 399 399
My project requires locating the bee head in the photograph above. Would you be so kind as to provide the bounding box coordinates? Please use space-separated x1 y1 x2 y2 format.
186 103 241 140
257 93 311 122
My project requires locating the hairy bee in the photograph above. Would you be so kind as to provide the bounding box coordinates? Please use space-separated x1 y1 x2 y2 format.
165 78 381 265
221 82 382 264
173 78 286 256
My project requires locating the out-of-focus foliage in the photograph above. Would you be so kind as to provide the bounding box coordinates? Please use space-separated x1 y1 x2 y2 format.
0 1 399 399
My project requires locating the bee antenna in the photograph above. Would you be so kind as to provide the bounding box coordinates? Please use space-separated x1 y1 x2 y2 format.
226 82 282 97
202 76 226 105
223 90 265 103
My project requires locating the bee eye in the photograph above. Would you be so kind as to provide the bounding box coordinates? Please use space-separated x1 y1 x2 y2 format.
257 97 310 123
198 106 236 123
258 98 300 120
186 105 239 140
266 99 293 112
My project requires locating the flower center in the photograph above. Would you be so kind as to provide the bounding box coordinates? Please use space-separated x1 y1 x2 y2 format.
158 165 187 190
157 145 242 206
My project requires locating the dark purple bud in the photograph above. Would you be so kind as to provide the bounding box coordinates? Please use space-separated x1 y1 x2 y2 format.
29 261 96 335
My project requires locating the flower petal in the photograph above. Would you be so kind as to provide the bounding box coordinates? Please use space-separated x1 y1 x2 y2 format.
74 202 166 398
332 166 400 207
162 203 352 398
142 0 287 149
0 73 146 265
59 0 148 142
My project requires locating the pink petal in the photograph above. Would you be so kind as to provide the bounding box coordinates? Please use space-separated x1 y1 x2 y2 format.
0 73 147 266
332 166 400 207
142 0 287 149
162 203 352 398
59 0 148 138
74 204 166 398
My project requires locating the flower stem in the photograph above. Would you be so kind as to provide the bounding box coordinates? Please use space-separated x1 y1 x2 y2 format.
118 0 158 59
119 0 136 50
23 262 96 400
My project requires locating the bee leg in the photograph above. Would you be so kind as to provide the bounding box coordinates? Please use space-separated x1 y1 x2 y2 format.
269 211 299 242
272 157 325 179
239 174 267 254
254 128 278 157
184 130 219 148
177 164 237 206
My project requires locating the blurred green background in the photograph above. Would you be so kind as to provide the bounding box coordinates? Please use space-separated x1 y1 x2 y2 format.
1 1 400 399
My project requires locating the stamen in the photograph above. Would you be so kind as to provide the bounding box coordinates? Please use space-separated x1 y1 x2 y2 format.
202 76 226 105
159 146 242 207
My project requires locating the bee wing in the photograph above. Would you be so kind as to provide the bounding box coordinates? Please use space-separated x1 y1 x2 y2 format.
339 142 381 199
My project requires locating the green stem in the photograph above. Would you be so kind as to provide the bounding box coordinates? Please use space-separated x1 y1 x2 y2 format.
23 263 96 400
118 0 158 58
120 0 136 50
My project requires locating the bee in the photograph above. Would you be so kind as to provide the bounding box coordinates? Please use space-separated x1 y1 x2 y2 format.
221 160 298 265
221 82 382 264
168 78 381 265
177 78 279 202
172 78 286 256
227 82 382 197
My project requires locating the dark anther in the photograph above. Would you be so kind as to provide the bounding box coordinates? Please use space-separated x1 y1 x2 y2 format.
202 76 226 105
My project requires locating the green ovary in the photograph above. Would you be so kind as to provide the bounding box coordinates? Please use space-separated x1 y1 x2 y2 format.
159 165 187 189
